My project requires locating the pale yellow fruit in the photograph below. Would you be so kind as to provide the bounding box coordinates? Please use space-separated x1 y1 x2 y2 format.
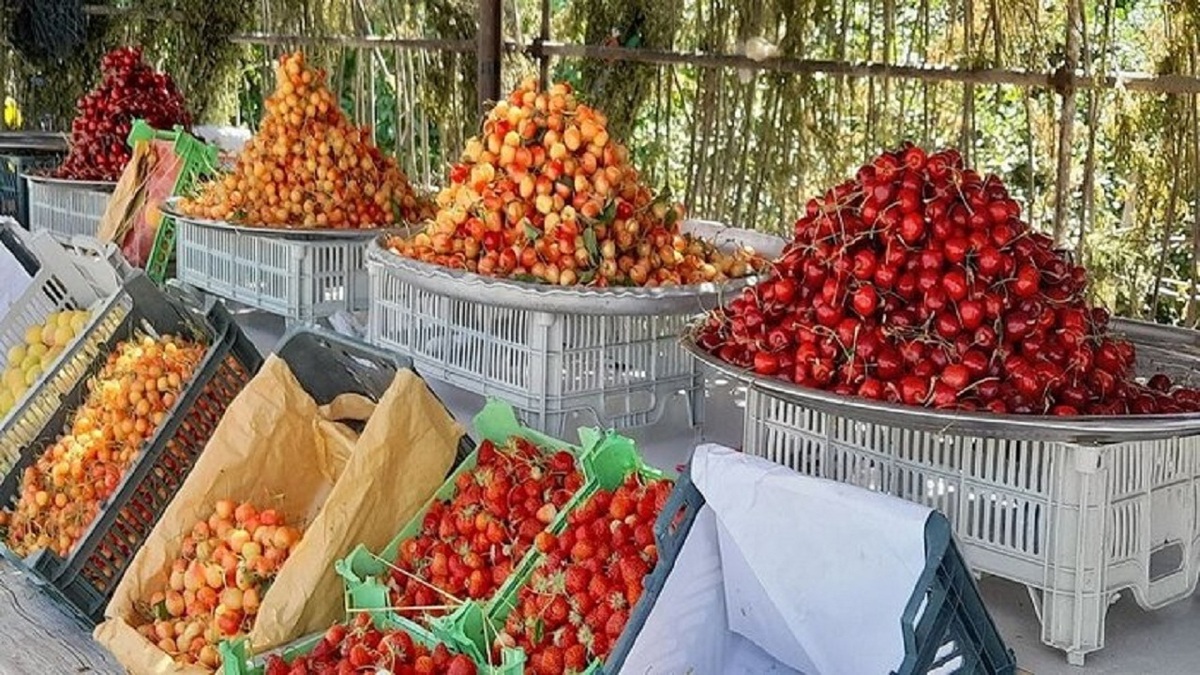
56 312 74 328
52 326 73 347
9 381 26 398
20 354 38 372
7 344 26 365
39 324 56 347
3 369 22 389
44 345 63 363
23 365 40 386
24 325 41 346
70 312 88 333
27 343 47 358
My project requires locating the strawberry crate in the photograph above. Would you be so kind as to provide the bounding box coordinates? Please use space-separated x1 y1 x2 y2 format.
25 174 115 239
0 272 262 625
219 608 488 675
482 432 673 674
336 400 603 663
0 222 124 478
0 152 61 226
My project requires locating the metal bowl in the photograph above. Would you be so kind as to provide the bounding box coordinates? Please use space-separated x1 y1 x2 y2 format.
161 197 386 241
366 220 786 316
682 317 1200 444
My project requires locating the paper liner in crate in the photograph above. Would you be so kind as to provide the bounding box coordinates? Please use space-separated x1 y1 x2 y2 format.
620 445 928 674
93 357 465 674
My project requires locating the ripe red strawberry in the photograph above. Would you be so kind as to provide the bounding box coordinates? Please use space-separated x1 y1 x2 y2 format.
570 539 596 562
565 566 590 594
447 654 478 675
545 596 570 627
538 645 564 675
605 609 628 638
564 642 589 670
618 555 649 585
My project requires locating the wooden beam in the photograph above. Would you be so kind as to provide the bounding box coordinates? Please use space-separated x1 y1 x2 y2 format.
526 42 1200 95
227 33 474 52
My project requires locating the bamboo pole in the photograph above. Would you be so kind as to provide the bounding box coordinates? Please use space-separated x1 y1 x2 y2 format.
1188 94 1200 326
1052 0 1082 244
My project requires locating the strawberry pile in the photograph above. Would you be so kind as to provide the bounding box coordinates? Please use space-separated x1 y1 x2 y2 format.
388 438 583 618
697 143 1200 416
264 613 477 675
57 47 190 181
495 475 672 674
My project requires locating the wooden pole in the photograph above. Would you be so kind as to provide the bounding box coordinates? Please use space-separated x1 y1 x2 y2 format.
537 0 551 89
1052 0 1081 245
477 0 503 111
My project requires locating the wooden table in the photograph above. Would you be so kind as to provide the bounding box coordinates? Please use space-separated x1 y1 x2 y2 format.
0 559 120 673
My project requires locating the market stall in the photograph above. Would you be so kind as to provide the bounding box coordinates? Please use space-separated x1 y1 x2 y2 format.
5 1 1200 673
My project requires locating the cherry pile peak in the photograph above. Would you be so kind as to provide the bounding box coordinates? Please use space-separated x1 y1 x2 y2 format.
698 143 1200 415
387 78 760 287
179 51 428 229
57 46 191 181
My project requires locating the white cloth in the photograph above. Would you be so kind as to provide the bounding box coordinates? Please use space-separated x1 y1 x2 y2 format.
621 444 932 674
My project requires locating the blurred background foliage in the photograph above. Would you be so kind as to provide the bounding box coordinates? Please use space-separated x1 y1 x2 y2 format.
0 0 1198 323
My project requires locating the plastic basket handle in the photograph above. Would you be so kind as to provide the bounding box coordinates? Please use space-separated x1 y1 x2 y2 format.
164 278 219 317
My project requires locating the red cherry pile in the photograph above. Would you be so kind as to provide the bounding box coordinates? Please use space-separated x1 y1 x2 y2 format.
56 46 191 181
697 143 1200 416
263 613 478 675
494 475 672 675
388 438 583 619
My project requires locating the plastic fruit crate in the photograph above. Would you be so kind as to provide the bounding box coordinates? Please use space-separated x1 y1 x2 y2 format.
611 461 1014 675
0 272 262 626
25 175 115 239
175 217 373 324
338 400 586 643
485 432 673 674
743 384 1196 666
0 153 62 226
0 222 124 478
125 121 219 284
220 610 484 675
365 248 715 437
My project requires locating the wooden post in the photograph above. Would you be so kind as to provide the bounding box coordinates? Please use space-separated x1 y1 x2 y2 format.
1052 0 1081 245
477 0 502 112
538 0 551 89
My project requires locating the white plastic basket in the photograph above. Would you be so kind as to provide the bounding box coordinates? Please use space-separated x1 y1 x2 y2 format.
742 385 1200 666
25 176 114 239
174 219 371 323
0 221 125 475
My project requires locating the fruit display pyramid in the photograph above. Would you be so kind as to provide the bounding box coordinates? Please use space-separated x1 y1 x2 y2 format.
57 47 191 182
387 78 761 287
697 143 1200 416
180 52 429 229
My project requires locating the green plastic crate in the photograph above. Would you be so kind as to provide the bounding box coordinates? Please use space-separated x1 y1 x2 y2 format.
335 399 595 666
125 120 219 284
219 609 444 675
482 431 672 675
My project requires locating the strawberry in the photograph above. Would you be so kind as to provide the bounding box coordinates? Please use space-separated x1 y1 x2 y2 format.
545 595 571 627
570 539 596 562
605 608 628 638
564 566 590 594
564 643 588 671
538 645 564 675
446 654 478 675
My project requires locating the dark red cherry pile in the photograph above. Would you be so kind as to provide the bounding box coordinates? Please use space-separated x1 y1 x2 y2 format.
697 144 1200 416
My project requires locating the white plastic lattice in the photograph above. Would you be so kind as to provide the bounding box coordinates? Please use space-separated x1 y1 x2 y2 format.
367 258 704 436
742 385 1200 666
174 219 371 323
26 179 112 239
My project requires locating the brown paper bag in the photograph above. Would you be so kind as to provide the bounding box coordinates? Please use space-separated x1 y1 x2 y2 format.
94 355 464 674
